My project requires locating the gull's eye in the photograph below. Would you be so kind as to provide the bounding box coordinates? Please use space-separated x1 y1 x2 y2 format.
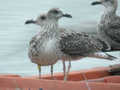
40 16 46 20
52 10 59 14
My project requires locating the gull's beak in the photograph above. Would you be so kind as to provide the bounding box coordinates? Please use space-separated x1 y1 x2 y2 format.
25 19 36 24
62 14 72 18
91 1 102 5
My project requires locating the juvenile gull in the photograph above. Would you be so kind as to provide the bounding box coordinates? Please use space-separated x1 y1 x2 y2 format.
91 0 120 50
25 11 72 79
26 14 56 79
25 8 117 80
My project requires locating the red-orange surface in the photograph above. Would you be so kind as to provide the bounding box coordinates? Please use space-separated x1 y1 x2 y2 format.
0 67 120 90
27 67 110 81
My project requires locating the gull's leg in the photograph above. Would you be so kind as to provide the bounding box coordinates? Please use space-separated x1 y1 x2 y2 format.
66 60 71 81
51 65 54 79
82 73 91 90
62 60 66 81
37 64 41 79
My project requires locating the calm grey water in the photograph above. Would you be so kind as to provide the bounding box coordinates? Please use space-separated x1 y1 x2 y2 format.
0 0 120 76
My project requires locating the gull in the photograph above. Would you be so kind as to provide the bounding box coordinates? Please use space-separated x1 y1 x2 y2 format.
25 8 117 81
91 0 120 51
25 10 72 79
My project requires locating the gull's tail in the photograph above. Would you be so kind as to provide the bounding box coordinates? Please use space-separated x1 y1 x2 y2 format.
104 53 117 60
91 52 117 60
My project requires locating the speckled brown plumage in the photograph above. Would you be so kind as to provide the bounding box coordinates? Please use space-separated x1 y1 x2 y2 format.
92 0 120 50
26 8 117 81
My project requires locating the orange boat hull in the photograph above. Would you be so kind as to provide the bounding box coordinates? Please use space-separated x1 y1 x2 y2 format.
0 66 120 90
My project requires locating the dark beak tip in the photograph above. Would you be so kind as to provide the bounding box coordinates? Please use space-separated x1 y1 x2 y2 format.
67 15 72 18
69 15 72 18
25 20 31 24
25 19 36 24
25 21 29 24
63 14 72 18
91 2 95 5
91 1 102 6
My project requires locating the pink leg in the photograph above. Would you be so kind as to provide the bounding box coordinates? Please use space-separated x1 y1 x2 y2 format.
37 64 41 79
51 65 54 79
62 60 66 81
82 73 91 90
66 60 71 81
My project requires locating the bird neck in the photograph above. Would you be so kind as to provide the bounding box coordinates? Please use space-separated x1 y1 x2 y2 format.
98 6 117 39
105 6 116 14
102 6 117 20
40 21 60 38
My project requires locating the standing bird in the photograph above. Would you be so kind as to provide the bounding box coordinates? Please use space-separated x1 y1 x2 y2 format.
25 8 117 81
91 0 120 50
25 11 72 79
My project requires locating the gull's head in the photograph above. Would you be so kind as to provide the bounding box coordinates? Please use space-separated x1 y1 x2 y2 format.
25 8 72 27
91 0 118 9
47 8 72 20
25 14 48 27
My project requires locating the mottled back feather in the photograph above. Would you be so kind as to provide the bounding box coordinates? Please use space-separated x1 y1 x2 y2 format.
104 16 120 43
59 32 103 56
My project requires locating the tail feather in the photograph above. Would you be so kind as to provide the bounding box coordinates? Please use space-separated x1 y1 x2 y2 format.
104 53 117 60
90 52 117 60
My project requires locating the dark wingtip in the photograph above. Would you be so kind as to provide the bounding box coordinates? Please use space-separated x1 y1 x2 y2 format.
105 53 118 60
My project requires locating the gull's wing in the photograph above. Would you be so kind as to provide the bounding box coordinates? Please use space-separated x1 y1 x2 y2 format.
105 16 120 43
59 32 103 56
109 16 120 29
92 35 111 51
29 33 43 57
